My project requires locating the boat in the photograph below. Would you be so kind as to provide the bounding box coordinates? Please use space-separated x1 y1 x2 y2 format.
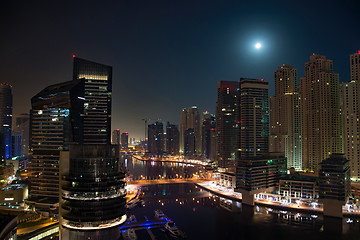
154 209 166 219
127 215 136 223
164 221 185 238
122 228 137 240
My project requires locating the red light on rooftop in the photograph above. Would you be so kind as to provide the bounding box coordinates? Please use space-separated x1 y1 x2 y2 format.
260 79 264 81
358 50 360 54
72 55 76 58
116 129 120 131
125 132 128 134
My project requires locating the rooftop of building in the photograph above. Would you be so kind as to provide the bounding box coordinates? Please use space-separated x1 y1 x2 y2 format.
1 180 27 191
32 79 82 101
280 173 318 183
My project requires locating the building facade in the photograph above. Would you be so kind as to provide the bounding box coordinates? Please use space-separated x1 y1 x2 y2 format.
319 153 350 217
73 57 112 145
111 129 120 145
120 132 128 148
166 122 179 156
179 107 201 155
342 51 360 180
184 128 195 157
235 78 286 205
270 65 302 170
202 112 216 161
300 54 342 172
60 145 126 238
12 113 30 157
148 122 164 156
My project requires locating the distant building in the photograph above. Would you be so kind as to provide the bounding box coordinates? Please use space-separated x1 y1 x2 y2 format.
202 111 216 161
121 132 128 148
342 51 360 180
235 78 286 206
166 122 179 156
184 128 195 157
270 65 302 170
112 129 120 145
179 107 201 155
148 122 164 156
12 113 30 157
301 54 342 172
319 153 350 218
0 83 12 163
278 173 318 201
216 81 238 172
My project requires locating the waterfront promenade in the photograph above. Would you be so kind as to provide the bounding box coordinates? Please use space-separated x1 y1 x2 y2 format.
128 178 360 217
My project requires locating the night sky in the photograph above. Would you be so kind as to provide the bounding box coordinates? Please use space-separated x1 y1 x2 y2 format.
1 0 359 139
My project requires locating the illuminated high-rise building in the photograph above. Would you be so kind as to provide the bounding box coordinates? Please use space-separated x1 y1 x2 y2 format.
202 111 216 161
166 122 179 156
148 121 164 156
0 83 12 163
235 78 286 206
111 129 120 145
216 81 238 172
73 56 112 145
342 51 360 180
28 80 84 208
12 113 30 156
60 145 126 239
179 106 201 155
120 132 128 148
270 65 302 170
300 54 342 172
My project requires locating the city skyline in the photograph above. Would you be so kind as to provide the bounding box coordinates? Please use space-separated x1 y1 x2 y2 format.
2 0 360 139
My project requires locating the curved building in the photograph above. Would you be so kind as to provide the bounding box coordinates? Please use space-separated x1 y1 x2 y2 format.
0 83 12 162
60 144 126 238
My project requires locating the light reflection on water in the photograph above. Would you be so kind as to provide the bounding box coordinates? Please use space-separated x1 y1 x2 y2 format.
124 155 360 239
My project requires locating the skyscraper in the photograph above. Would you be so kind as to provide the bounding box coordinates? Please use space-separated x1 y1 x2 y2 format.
216 81 238 172
235 78 286 206
184 128 195 157
148 121 164 156
301 54 342 172
121 132 128 148
0 83 12 162
342 51 360 180
28 80 84 208
12 113 30 156
202 111 216 161
179 106 201 155
166 122 179 156
111 129 120 145
73 56 112 145
270 65 302 170
60 144 126 238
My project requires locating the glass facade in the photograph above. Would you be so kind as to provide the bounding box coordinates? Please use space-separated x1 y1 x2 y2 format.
236 78 286 193
73 57 112 145
60 144 126 233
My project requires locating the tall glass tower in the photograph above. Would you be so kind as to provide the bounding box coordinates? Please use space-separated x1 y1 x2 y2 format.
0 83 12 162
73 57 112 144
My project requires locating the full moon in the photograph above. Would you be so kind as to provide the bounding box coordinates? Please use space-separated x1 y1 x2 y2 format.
255 42 262 49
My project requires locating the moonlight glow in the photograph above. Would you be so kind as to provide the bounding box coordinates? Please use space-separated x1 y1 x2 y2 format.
255 42 262 49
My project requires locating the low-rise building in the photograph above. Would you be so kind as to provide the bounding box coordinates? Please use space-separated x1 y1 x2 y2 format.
219 172 236 190
0 180 28 207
